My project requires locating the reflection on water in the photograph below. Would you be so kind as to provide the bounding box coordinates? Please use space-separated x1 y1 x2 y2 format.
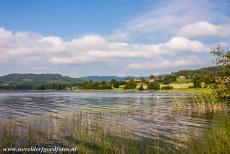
0 91 223 150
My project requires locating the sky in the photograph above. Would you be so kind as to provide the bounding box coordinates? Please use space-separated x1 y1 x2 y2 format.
0 0 230 77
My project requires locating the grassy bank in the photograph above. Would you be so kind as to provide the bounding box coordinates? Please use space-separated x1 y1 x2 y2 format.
72 87 212 93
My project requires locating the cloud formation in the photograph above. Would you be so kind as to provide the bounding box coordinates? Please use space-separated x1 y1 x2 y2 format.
0 0 229 76
122 0 230 41
0 27 209 68
179 21 230 38
128 55 204 71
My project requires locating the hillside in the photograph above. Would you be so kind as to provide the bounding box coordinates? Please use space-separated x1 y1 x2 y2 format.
0 66 224 90
173 66 224 77
0 74 80 86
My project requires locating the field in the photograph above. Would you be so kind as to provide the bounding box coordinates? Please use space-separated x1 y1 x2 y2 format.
73 78 211 93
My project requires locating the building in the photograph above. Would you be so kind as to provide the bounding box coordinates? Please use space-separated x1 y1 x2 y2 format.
178 76 186 79
148 75 156 83
126 79 142 84
133 79 142 84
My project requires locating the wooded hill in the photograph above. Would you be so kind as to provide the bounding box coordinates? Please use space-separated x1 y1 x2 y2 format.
0 66 223 90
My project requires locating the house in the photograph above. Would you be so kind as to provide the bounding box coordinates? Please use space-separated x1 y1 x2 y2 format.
126 79 142 84
133 79 142 84
148 75 156 83
178 76 186 79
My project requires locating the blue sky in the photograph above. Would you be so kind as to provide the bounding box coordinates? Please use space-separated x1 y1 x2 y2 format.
0 0 146 37
0 0 230 77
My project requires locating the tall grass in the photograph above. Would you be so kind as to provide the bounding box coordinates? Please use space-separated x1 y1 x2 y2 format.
0 111 169 154
182 114 230 154
173 93 229 113
172 93 230 154
1 93 229 153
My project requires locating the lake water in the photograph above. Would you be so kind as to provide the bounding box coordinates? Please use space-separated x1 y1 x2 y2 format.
0 91 226 150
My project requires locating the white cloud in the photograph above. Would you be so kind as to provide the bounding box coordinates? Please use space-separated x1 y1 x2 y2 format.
121 0 230 41
160 37 209 52
179 21 230 38
1 0 229 75
0 27 211 74
0 28 12 46
128 55 204 71
106 32 129 41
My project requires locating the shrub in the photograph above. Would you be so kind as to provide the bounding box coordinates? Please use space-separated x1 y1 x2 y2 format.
124 81 137 89
147 82 160 90
161 86 173 90
138 84 144 91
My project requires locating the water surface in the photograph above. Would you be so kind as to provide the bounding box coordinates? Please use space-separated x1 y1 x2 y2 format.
0 91 225 150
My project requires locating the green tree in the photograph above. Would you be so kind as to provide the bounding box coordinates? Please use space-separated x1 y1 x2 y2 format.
111 79 119 88
124 81 137 89
193 73 202 88
161 85 173 90
210 45 230 103
138 84 144 91
162 75 176 84
211 45 230 74
147 81 160 90
204 73 216 85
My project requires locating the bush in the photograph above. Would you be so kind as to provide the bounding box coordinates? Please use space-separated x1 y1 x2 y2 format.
79 81 112 90
138 84 144 91
193 74 202 88
111 79 120 88
112 82 120 88
147 82 160 90
161 86 173 90
124 81 137 89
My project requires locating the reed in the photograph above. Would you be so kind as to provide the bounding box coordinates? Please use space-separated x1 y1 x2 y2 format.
0 110 165 154
181 114 230 154
1 94 229 153
173 93 229 112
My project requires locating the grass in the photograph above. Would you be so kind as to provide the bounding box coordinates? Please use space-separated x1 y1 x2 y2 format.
172 78 193 84
72 79 211 93
0 111 171 154
159 88 211 93
172 93 230 154
182 114 230 154
172 92 229 112
72 87 212 93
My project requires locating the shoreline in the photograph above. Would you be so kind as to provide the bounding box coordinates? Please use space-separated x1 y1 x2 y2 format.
0 88 211 93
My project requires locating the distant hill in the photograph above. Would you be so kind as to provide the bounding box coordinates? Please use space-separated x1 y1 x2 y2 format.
174 66 224 77
0 66 224 90
0 73 80 86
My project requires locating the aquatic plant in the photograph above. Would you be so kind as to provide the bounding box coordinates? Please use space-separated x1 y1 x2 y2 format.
182 114 230 154
173 93 229 113
0 111 167 154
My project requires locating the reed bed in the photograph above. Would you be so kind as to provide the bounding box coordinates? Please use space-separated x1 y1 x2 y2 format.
1 94 229 153
182 114 230 154
172 93 229 113
0 111 167 154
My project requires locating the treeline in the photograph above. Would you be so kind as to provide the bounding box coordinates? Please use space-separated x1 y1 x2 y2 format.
123 79 172 90
174 66 225 78
77 81 112 90
0 83 71 90
75 80 126 90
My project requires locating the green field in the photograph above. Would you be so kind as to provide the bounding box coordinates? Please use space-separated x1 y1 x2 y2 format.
72 78 212 93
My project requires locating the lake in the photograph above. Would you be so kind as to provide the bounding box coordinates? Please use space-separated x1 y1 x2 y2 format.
0 91 227 151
